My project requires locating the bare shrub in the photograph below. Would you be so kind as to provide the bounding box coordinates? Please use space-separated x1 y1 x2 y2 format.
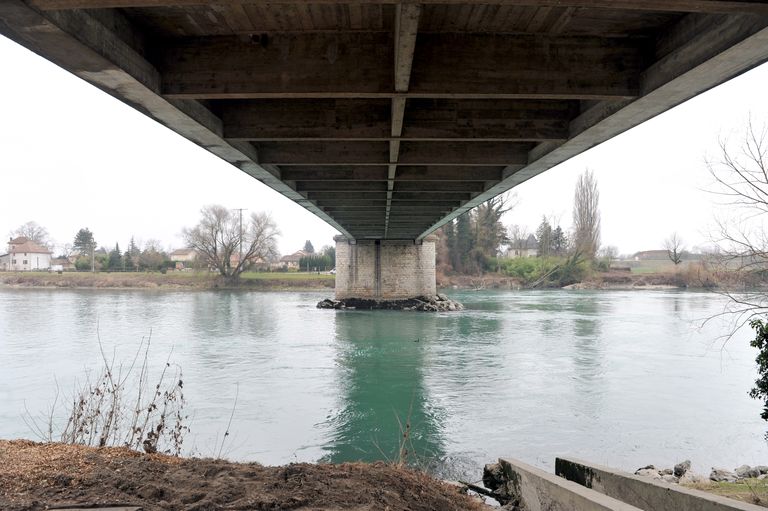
25 329 189 456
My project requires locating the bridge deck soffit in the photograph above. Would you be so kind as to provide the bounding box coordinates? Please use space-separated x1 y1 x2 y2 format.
2 1 768 240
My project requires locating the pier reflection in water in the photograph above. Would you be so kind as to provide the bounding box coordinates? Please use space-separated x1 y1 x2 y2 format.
322 311 444 466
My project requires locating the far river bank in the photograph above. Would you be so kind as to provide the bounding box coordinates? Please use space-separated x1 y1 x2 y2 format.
0 269 728 291
0 270 334 291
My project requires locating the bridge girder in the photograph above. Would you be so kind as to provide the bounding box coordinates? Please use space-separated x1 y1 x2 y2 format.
2 1 768 240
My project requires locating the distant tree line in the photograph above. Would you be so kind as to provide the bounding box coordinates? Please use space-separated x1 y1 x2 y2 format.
70 228 175 272
437 169 603 278
298 245 336 272
439 195 513 274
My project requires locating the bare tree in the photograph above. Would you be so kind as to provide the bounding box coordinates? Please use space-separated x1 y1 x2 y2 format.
572 170 601 259
707 120 768 426
11 221 52 249
706 120 768 324
507 224 530 256
183 205 279 281
664 232 685 265
473 193 516 256
598 245 619 265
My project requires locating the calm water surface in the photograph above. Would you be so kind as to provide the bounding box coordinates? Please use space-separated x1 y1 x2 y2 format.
0 288 766 479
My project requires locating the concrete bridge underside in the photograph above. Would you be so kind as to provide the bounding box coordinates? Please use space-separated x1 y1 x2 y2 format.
2 0 768 299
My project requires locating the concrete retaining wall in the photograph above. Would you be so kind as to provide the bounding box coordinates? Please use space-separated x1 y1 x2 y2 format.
497 458 644 511
334 235 437 300
556 458 765 511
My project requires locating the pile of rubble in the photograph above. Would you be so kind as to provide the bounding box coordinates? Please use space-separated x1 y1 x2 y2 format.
317 294 464 312
634 460 768 484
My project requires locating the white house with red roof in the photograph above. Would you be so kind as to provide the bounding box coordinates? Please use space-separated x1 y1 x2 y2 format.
0 237 53 271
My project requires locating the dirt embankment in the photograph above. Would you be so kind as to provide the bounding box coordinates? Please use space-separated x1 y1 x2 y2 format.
0 272 334 291
0 440 484 511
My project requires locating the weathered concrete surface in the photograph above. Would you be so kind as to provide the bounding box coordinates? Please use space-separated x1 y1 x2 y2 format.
334 235 436 300
556 457 766 511
497 458 644 511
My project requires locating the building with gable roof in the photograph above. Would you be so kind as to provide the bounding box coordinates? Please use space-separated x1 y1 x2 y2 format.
0 237 53 271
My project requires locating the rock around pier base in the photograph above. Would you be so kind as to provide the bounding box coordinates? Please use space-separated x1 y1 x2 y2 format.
317 294 463 312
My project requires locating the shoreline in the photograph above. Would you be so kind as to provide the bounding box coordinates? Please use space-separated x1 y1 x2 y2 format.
0 270 751 293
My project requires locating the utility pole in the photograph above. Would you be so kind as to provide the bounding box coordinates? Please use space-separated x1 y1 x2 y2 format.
233 208 246 268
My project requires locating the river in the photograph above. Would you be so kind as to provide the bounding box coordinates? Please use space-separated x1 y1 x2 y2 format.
0 288 765 479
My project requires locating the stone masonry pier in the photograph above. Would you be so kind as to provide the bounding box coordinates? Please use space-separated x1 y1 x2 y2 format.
334 235 436 301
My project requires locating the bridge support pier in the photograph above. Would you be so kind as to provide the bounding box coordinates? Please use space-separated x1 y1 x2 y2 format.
334 235 437 301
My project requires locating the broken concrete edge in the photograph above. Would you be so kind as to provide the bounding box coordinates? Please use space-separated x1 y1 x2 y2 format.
497 458 645 511
316 295 464 312
556 457 767 511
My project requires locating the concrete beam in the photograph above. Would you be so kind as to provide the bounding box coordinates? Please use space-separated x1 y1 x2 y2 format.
280 166 503 181
29 0 768 15
305 191 472 201
556 458 766 511
296 181 486 192
0 0 353 239
158 33 642 100
394 3 421 93
316 199 460 207
418 12 768 239
259 141 531 165
219 99 571 142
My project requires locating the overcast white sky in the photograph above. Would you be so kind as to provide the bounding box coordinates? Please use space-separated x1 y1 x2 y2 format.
1 35 767 256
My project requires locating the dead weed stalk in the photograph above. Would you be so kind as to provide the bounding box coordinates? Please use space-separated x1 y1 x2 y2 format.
25 328 189 456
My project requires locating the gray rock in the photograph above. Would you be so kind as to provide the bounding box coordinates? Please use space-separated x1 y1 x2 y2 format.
679 472 705 485
710 468 737 482
674 460 691 478
661 474 679 484
634 465 655 473
635 468 661 479
757 465 768 475
735 465 761 479
661 468 673 476
759 474 768 480
482 463 505 492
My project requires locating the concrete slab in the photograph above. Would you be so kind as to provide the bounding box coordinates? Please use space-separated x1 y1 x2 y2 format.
498 458 644 511
556 457 766 511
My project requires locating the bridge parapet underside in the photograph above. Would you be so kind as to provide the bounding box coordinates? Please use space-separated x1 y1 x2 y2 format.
2 1 768 243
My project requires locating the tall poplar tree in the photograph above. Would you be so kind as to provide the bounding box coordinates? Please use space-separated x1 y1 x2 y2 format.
572 170 601 259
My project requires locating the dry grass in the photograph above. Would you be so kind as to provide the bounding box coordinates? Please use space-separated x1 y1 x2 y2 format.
683 479 768 507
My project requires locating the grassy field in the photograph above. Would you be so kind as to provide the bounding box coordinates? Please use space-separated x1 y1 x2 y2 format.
685 479 768 507
240 271 334 281
617 259 700 275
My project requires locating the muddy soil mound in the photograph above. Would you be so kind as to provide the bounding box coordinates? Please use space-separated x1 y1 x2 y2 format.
0 440 484 511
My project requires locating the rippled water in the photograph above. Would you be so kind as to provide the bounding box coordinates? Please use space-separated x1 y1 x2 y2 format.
0 288 766 479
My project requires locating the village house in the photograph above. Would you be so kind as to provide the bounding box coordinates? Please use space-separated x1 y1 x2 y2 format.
632 250 670 261
0 237 53 271
50 257 76 272
169 248 199 270
279 250 307 270
507 234 538 258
